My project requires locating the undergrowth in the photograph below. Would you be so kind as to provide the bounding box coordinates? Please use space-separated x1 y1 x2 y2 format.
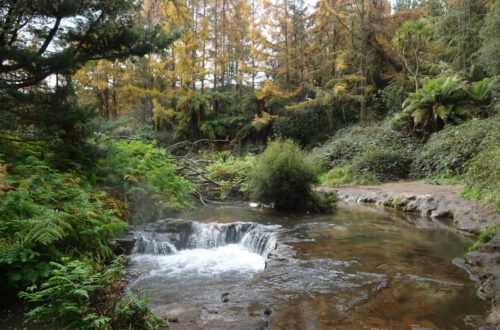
312 115 500 212
20 256 165 329
96 139 193 223
461 147 500 211
0 140 194 328
0 153 127 290
469 223 500 251
204 152 254 199
318 166 378 187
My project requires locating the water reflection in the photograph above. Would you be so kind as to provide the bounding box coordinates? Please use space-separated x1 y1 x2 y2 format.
127 202 488 329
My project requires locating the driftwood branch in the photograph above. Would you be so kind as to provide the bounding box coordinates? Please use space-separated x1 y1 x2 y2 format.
173 160 235 187
101 135 143 141
191 189 207 206
166 137 233 150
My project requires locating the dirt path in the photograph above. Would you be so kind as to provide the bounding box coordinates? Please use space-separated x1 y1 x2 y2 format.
316 181 500 328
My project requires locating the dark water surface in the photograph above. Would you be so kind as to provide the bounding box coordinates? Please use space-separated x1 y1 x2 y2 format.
127 202 489 329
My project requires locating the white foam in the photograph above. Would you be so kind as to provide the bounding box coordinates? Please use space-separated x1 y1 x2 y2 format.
131 244 265 278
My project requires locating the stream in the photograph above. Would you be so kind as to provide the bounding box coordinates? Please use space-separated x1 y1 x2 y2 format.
125 202 490 329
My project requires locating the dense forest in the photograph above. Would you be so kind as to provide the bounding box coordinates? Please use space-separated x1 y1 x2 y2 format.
1 0 499 328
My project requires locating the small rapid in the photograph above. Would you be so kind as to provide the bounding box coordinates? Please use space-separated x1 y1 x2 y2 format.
129 219 280 296
132 220 278 257
131 244 266 277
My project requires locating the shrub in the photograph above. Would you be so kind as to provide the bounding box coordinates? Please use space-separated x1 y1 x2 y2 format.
461 147 500 211
272 108 331 147
380 82 406 115
391 112 414 132
20 256 165 329
204 154 254 199
97 140 193 223
411 116 500 178
311 121 419 172
249 139 319 210
306 192 338 213
352 149 410 182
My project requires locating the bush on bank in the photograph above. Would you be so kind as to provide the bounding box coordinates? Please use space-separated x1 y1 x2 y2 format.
249 139 334 211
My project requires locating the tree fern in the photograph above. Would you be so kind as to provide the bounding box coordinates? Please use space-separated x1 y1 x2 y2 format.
399 76 495 135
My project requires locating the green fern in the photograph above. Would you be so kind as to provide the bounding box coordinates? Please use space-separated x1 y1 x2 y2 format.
400 76 494 135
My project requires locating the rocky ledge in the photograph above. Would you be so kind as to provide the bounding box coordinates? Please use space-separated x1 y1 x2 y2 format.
465 234 500 329
314 183 498 232
315 182 500 329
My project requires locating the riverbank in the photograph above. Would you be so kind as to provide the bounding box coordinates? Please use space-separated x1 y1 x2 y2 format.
315 181 500 328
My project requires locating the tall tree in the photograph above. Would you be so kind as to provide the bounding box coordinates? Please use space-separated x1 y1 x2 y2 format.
0 0 174 144
393 18 432 91
478 0 500 76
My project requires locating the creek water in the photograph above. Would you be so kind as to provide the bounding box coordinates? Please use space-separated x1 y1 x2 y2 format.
126 202 490 329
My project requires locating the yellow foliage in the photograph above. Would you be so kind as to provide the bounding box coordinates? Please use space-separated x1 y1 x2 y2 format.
123 175 138 183
256 80 287 101
18 178 33 191
86 211 99 218
152 99 178 124
334 84 347 95
252 111 277 127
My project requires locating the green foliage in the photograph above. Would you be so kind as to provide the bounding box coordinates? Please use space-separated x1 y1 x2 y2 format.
468 223 500 251
318 165 380 187
318 166 358 187
352 150 410 182
20 256 165 330
464 77 496 116
0 154 127 289
312 121 420 172
411 116 500 178
380 82 406 115
478 1 500 76
461 147 500 211
392 18 432 91
273 108 331 147
249 139 318 210
396 76 496 135
205 154 254 199
391 112 414 132
0 0 175 144
97 140 193 223
391 198 406 210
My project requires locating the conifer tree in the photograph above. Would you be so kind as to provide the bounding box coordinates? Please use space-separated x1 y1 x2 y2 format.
0 0 175 144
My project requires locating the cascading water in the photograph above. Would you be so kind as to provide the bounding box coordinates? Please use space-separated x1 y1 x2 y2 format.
134 236 177 254
132 221 277 258
126 220 279 300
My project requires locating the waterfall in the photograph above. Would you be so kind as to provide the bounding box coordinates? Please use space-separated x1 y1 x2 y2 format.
134 235 177 254
132 221 277 257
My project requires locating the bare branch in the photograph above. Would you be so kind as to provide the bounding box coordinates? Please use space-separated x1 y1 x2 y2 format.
166 137 233 150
